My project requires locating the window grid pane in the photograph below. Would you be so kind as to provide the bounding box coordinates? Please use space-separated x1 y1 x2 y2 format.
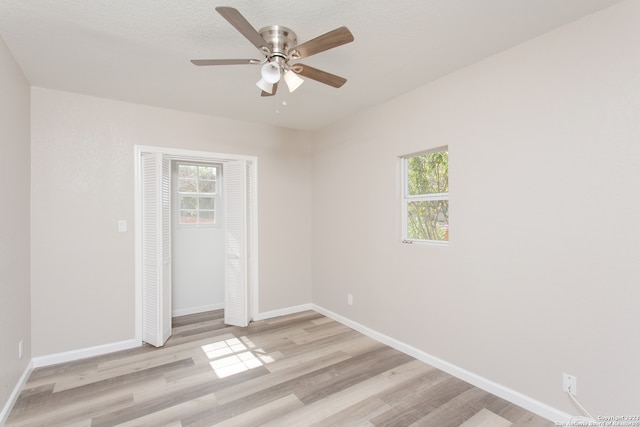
178 178 197 193
199 210 215 224
406 151 448 196
406 200 448 241
198 179 216 194
179 164 198 178
180 210 198 224
177 163 219 226
199 197 215 210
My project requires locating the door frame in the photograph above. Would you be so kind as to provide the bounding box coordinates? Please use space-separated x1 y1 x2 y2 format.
134 145 259 344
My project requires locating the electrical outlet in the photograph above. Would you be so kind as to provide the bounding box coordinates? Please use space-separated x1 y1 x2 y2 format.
347 294 353 306
563 373 577 396
18 340 23 359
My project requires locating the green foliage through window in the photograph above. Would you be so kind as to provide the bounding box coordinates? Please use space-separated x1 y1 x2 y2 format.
404 150 449 242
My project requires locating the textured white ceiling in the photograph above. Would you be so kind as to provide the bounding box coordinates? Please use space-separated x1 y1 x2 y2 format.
0 0 624 130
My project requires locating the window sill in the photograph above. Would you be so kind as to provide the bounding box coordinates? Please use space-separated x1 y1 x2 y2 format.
402 239 448 246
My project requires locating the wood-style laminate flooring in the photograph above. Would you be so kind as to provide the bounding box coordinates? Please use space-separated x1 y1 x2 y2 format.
6 310 554 426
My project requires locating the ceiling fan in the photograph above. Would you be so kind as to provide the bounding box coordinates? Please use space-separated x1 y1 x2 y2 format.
191 7 354 96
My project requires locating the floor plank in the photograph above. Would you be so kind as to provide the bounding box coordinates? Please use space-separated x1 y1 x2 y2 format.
6 310 554 427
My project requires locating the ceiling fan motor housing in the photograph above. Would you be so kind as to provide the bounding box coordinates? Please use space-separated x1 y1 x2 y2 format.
259 25 298 64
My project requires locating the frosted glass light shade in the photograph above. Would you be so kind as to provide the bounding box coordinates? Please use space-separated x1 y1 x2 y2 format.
283 69 304 93
256 78 274 93
261 62 281 84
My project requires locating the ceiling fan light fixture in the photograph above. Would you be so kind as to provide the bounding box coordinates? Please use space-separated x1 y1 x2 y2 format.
283 69 304 93
191 8 354 97
256 78 274 94
260 61 281 84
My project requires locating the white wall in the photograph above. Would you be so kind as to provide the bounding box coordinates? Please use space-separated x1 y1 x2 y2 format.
311 0 640 417
0 36 31 419
30 88 313 357
171 161 225 316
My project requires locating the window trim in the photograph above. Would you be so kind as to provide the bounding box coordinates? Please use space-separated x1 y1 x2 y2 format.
401 147 449 245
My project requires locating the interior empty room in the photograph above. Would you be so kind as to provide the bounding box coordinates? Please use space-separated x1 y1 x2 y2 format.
1 1 639 425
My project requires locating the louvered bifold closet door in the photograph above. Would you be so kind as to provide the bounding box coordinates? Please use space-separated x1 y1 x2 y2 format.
141 152 172 347
160 156 172 342
245 160 255 320
223 160 249 327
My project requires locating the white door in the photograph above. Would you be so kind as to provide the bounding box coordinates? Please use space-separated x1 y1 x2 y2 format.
223 160 249 326
141 152 172 346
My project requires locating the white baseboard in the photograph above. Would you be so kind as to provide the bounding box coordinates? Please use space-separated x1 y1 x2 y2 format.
16 304 572 424
32 338 140 368
0 360 33 426
172 302 224 317
253 303 313 321
27 302 310 370
311 304 572 424
24 303 311 370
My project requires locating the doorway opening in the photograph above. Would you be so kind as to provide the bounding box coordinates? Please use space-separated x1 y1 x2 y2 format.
171 161 225 317
134 146 258 347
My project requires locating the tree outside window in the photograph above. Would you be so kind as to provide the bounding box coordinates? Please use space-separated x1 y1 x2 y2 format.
403 149 449 242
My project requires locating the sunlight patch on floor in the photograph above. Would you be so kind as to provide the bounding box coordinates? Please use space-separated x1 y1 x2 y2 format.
202 336 275 378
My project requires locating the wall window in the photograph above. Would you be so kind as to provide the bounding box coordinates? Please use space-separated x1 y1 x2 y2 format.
402 148 449 243
176 162 219 226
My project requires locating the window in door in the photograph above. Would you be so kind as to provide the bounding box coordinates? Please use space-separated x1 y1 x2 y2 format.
176 162 220 226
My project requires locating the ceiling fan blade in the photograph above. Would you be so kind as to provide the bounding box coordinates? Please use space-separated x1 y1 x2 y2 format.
216 7 269 51
261 82 278 97
293 64 347 88
191 59 258 66
289 27 354 60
